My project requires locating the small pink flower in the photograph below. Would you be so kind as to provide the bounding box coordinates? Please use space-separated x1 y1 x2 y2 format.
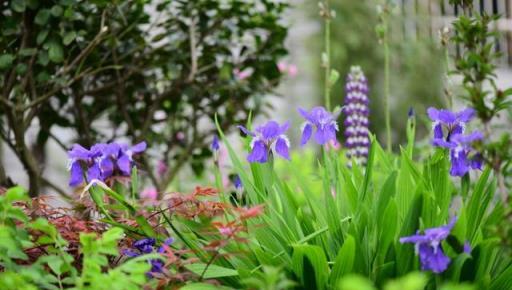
218 226 234 236
176 131 185 141
140 188 158 200
288 64 298 77
324 139 341 151
234 68 253 80
277 61 288 73
157 160 168 177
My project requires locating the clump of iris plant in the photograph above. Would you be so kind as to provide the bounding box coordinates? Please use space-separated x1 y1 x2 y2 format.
343 66 370 164
68 141 146 187
298 106 340 146
400 217 457 273
238 121 290 163
123 237 174 277
427 107 483 176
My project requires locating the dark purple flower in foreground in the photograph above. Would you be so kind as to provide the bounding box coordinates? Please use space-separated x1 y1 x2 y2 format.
123 237 174 277
427 107 475 145
238 121 290 163
68 141 146 187
298 106 340 146
400 217 457 273
343 66 370 164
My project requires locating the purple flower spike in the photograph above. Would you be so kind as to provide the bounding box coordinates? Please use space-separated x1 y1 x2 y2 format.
343 66 370 165
400 217 457 273
298 106 339 146
238 121 291 163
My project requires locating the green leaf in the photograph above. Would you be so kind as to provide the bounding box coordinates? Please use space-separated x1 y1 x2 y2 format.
35 9 51 26
185 264 238 279
330 235 356 285
5 186 28 202
329 69 340 86
0 54 15 70
384 272 427 290
19 48 37 56
51 5 63 17
48 41 64 63
180 283 232 290
292 244 329 290
11 0 26 12
337 274 376 290
37 30 49 45
62 31 76 46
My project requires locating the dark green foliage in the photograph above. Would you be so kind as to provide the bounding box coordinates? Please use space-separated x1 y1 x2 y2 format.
0 0 288 195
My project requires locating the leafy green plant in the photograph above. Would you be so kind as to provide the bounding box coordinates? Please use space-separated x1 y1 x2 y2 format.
0 186 155 289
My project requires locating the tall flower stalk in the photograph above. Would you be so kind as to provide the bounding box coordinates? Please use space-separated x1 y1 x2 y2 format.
344 66 370 165
320 0 337 110
376 3 392 152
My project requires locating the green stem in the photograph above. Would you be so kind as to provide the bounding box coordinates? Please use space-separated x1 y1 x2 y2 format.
324 0 331 110
443 47 453 109
383 20 392 153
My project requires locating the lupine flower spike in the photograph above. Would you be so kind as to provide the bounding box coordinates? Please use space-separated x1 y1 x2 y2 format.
400 217 457 273
344 66 370 164
238 121 291 163
427 107 483 176
68 141 146 187
298 106 340 146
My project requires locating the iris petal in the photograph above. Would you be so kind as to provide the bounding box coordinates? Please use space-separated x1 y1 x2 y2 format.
300 123 313 146
274 137 290 160
247 140 267 163
69 161 84 187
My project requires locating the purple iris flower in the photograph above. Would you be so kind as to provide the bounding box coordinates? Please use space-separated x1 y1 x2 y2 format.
298 106 340 146
123 237 174 277
400 217 457 273
448 132 483 176
238 120 291 163
67 141 146 187
427 107 475 145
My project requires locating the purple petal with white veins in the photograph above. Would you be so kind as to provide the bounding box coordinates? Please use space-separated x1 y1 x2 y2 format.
433 123 444 140
300 123 313 146
314 125 336 145
427 107 440 121
437 109 457 124
68 144 91 160
274 137 290 160
117 154 132 175
131 141 147 153
456 108 475 123
100 157 114 178
247 140 267 163
69 161 84 187
87 162 102 182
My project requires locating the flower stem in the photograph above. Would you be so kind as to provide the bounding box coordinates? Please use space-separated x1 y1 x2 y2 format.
383 16 392 153
323 0 331 111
